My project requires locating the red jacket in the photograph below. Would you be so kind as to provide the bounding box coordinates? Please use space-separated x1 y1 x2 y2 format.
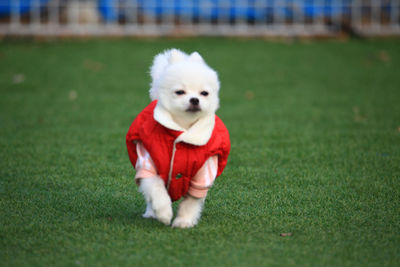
126 100 230 201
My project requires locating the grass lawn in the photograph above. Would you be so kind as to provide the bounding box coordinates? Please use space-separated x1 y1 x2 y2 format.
0 38 399 266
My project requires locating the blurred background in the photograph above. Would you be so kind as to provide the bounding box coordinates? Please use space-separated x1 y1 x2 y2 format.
1 1 400 266
0 0 399 37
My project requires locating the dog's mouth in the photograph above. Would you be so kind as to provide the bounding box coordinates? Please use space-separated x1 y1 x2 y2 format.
186 106 201 113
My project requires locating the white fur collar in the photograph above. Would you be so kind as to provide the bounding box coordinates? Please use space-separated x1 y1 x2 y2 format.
153 102 215 146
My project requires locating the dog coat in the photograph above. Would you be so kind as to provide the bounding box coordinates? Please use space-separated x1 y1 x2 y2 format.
134 141 218 199
126 100 230 201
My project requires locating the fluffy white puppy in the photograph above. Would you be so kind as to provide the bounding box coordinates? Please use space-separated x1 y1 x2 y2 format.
128 49 228 228
150 49 220 129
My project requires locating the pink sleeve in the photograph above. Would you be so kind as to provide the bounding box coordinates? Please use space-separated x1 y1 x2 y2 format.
188 155 219 198
135 142 158 181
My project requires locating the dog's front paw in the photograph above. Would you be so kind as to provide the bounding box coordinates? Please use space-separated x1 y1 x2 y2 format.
172 216 197 228
154 206 173 225
139 176 173 225
171 196 204 228
152 197 173 225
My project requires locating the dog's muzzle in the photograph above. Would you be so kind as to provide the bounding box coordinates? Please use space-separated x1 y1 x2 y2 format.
187 98 201 112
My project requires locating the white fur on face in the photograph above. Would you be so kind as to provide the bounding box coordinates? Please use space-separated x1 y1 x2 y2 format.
157 60 220 128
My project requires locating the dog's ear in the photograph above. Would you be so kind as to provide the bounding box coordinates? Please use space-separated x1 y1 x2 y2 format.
168 49 185 64
189 52 204 62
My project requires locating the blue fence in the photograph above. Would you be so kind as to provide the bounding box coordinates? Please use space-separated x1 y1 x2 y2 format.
0 0 398 36
0 0 49 16
96 0 355 22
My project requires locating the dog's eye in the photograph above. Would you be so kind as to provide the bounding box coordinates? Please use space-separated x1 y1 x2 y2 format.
200 91 209 96
175 90 185 95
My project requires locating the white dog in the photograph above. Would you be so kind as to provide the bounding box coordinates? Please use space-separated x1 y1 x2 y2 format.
126 49 230 228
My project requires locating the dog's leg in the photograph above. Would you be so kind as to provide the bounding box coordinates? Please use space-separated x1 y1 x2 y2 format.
172 195 205 228
139 177 173 225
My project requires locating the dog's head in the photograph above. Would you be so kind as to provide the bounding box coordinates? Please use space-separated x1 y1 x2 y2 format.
156 50 220 128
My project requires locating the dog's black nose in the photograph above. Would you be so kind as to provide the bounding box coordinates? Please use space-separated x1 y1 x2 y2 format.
190 98 199 105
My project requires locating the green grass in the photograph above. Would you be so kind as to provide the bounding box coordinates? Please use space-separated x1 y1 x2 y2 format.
1 38 399 266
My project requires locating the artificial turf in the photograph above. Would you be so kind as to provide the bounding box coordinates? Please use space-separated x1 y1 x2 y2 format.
0 38 399 266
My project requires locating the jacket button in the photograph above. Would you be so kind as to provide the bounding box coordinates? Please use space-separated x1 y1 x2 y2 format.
175 173 182 179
